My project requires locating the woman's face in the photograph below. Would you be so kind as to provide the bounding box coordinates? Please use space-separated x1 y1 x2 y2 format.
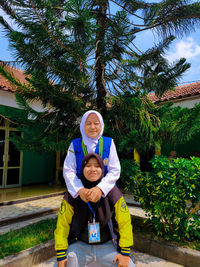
83 157 103 182
84 113 101 138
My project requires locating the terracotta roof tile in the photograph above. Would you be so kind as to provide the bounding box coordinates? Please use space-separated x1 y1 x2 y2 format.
0 65 28 93
148 82 200 103
2 64 200 103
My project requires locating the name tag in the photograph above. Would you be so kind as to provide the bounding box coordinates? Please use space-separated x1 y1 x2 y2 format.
88 222 101 243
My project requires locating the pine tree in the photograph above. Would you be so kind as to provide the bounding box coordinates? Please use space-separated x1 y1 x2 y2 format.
0 0 200 152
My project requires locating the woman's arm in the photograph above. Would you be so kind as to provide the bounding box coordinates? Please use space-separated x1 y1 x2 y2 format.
97 139 121 196
63 143 84 198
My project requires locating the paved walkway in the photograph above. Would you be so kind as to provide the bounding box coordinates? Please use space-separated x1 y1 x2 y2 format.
0 194 63 234
35 254 184 267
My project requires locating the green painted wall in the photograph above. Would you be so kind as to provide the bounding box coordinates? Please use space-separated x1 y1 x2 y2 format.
162 132 200 158
0 105 56 185
21 151 56 184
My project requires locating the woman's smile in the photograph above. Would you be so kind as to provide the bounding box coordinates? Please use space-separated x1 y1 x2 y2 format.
84 114 101 138
83 157 103 182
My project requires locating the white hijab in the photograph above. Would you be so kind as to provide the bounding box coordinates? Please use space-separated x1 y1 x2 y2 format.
80 110 104 152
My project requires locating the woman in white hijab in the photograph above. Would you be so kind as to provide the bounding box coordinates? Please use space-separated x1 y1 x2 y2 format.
63 110 121 203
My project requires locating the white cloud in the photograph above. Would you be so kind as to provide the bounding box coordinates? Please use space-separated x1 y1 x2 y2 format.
166 37 200 62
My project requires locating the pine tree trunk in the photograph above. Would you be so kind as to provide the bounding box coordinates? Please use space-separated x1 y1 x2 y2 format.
95 1 108 117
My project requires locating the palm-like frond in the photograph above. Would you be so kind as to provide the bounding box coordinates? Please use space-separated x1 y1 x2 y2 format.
0 0 200 152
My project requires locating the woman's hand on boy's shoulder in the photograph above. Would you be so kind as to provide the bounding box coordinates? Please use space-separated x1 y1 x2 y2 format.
88 187 102 203
113 253 129 267
57 259 67 267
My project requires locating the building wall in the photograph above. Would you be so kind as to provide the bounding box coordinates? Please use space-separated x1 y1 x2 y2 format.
162 132 200 158
22 151 55 184
0 104 56 186
171 96 200 109
0 90 19 108
0 90 47 112
161 95 200 158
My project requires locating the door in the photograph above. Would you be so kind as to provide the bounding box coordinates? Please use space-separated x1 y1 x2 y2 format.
0 118 22 188
0 129 5 187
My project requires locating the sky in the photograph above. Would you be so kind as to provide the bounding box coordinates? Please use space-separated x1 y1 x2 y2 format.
0 2 200 86
133 29 200 85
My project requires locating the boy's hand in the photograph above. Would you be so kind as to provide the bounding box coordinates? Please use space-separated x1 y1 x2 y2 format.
78 188 90 202
87 187 102 202
57 259 67 267
113 253 129 267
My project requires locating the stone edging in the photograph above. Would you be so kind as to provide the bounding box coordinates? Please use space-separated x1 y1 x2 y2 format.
0 239 55 267
0 228 200 267
133 233 200 267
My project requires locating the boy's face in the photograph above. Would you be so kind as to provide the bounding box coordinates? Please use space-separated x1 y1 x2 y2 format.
84 113 101 138
83 157 102 182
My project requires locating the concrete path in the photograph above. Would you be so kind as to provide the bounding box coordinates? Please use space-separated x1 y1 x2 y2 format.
0 194 63 234
35 253 184 267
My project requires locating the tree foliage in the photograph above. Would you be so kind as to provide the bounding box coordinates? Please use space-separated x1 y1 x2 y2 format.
157 102 200 146
0 0 200 153
104 91 160 156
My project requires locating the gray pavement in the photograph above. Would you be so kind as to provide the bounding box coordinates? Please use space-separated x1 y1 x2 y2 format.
35 254 184 267
0 194 62 234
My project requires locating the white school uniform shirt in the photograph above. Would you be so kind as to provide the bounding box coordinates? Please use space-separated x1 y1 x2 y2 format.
63 110 120 198
63 139 121 198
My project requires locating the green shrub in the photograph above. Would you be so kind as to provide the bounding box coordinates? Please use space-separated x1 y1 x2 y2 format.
131 156 200 241
119 158 141 191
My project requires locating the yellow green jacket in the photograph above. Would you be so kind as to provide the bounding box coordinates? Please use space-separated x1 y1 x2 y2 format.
54 187 133 261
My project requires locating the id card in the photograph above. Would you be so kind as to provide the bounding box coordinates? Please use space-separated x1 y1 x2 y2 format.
88 222 101 243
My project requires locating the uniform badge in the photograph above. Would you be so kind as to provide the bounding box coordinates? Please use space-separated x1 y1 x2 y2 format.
59 200 66 215
103 158 108 166
120 199 128 213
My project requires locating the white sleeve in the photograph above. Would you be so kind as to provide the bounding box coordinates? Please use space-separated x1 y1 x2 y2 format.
97 139 121 196
63 142 84 198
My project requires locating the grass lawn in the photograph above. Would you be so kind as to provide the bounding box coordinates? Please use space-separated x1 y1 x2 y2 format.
0 219 56 259
0 217 199 259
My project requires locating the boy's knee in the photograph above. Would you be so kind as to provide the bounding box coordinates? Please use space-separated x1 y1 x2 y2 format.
129 258 135 267
68 251 77 257
67 251 79 266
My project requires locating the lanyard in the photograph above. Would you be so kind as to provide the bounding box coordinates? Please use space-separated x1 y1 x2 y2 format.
87 199 101 223
82 136 103 158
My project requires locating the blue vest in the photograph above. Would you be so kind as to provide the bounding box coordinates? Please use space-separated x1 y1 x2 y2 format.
72 136 112 178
